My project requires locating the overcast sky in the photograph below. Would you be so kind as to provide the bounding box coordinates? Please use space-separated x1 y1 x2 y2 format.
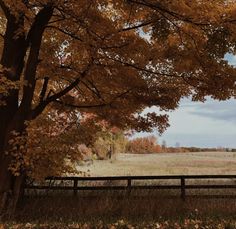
157 98 236 148
136 54 236 148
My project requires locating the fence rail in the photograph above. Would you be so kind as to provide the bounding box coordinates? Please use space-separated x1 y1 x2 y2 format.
24 175 236 200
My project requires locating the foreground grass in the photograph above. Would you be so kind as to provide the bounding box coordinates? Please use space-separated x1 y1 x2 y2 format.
1 218 236 229
1 191 235 228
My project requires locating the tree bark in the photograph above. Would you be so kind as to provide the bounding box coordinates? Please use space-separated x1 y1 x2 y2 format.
0 5 53 218
0 12 27 218
0 107 28 218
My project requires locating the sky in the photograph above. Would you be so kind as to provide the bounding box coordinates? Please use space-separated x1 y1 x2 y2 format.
157 98 236 148
135 54 236 148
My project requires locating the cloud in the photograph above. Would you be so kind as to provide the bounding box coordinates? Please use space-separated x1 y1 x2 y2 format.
189 99 236 123
139 98 236 147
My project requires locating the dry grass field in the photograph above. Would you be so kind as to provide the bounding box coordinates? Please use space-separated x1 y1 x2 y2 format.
8 152 236 227
77 151 236 176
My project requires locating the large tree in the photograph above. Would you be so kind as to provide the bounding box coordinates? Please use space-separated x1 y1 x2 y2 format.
0 0 236 216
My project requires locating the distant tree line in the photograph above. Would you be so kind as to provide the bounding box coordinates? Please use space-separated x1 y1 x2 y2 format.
78 131 236 160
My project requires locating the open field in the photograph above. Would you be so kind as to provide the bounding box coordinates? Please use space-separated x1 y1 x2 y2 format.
9 152 236 226
77 151 236 176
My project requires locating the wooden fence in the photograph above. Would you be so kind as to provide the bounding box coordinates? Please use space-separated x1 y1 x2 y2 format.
24 175 236 200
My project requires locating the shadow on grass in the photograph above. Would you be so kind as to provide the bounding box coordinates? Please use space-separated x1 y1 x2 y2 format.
13 190 236 224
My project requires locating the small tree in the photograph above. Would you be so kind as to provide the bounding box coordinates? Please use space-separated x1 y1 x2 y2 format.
126 135 161 154
161 140 167 152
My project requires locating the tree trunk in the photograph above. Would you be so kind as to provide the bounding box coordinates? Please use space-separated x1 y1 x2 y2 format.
0 114 27 218
0 14 27 218
0 5 54 218
0 161 25 219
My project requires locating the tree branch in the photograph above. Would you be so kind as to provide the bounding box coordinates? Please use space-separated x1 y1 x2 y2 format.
54 100 110 109
0 0 10 18
46 25 83 42
47 63 92 103
54 88 134 110
121 20 154 32
105 55 179 78
19 5 54 114
31 62 93 119
127 0 209 26
39 77 49 103
80 79 105 102
46 25 130 50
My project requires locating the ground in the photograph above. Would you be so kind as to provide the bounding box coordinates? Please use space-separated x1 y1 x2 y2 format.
2 152 236 228
76 152 236 176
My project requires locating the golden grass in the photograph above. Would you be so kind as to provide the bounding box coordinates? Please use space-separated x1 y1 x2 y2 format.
77 152 236 176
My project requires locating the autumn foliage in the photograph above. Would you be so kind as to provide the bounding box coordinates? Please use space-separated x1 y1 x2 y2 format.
1 0 236 215
126 135 162 154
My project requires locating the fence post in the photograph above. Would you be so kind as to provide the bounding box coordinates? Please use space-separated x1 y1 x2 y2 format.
127 178 132 195
73 178 78 196
181 177 185 201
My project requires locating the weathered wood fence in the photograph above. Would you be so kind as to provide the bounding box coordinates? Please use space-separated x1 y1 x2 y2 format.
24 175 236 200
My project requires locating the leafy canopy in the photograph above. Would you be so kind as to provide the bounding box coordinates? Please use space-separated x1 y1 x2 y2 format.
1 0 236 127
1 0 236 177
